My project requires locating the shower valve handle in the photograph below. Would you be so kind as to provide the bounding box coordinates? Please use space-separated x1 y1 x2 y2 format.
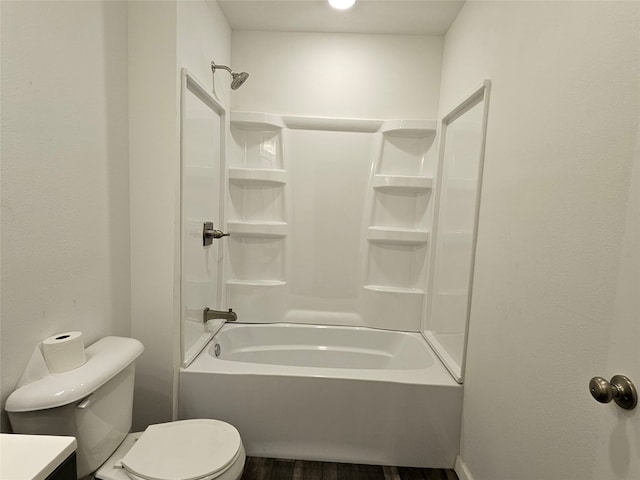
203 222 230 246
206 229 230 238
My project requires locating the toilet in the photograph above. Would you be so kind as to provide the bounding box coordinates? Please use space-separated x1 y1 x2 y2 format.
5 336 245 480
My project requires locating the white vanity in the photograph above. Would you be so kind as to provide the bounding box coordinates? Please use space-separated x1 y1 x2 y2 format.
0 434 77 480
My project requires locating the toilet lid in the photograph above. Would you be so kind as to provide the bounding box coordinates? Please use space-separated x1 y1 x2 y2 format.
121 419 242 480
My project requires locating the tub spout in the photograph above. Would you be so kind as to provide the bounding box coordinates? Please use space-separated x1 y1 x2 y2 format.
203 307 237 323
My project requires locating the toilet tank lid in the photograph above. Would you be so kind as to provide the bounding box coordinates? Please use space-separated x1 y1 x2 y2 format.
5 336 144 413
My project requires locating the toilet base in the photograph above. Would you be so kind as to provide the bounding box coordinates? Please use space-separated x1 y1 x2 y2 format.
94 432 245 480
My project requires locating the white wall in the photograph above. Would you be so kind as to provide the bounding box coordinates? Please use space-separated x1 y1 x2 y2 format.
594 120 640 480
231 31 442 119
178 1 232 107
0 1 130 431
128 0 180 431
129 0 231 429
438 2 639 479
0 0 231 433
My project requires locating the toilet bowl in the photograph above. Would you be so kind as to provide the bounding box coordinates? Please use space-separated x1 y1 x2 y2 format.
5 336 245 480
96 420 245 480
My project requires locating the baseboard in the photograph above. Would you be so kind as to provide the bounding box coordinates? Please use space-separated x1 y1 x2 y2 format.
455 456 475 480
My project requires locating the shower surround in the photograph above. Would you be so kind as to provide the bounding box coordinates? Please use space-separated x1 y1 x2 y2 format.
224 112 438 332
178 75 463 468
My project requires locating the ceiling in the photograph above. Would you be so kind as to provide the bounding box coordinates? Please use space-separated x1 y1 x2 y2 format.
217 0 465 36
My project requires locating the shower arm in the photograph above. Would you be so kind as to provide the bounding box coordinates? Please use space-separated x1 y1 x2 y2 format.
211 62 233 74
211 61 249 90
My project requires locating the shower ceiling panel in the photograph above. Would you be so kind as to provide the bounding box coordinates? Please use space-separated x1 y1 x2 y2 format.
217 0 465 35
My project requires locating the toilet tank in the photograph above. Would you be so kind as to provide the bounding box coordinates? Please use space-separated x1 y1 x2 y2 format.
6 337 144 479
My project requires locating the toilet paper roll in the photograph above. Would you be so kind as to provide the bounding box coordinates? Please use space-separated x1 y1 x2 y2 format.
42 331 86 373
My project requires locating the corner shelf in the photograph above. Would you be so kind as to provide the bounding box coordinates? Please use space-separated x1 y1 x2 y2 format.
361 119 436 331
378 121 436 176
363 285 424 295
227 221 288 238
227 112 289 293
229 113 284 170
366 226 429 245
372 175 433 193
228 168 286 185
230 112 285 130
227 279 286 287
379 119 437 136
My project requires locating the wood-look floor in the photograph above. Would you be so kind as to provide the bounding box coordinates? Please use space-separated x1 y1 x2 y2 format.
240 457 459 480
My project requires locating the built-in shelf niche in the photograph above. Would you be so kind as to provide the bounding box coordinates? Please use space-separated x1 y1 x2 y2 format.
371 188 431 230
371 122 436 232
228 113 288 225
363 285 424 294
227 112 289 291
365 242 427 290
227 279 286 286
361 285 425 331
230 113 284 170
228 181 286 223
372 174 433 192
229 168 286 184
360 120 436 331
377 125 436 177
366 226 429 245
227 221 288 238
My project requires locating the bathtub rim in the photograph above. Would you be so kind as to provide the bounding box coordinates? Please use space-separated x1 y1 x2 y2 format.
182 322 460 387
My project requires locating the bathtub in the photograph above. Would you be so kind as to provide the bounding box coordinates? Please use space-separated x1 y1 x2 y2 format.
179 323 462 468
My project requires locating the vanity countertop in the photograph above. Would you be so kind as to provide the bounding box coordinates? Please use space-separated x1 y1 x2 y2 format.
0 434 77 480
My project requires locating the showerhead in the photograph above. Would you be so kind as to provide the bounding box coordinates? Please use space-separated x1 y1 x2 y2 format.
231 71 249 90
211 61 249 90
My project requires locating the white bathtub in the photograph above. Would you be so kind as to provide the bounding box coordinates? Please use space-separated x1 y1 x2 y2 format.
179 323 462 468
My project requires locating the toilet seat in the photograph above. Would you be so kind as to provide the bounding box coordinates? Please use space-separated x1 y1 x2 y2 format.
120 419 243 480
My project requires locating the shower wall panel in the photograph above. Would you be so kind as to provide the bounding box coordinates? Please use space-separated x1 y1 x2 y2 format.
225 113 437 332
287 130 372 317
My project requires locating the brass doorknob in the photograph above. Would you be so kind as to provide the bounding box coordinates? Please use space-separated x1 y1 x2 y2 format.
589 375 637 410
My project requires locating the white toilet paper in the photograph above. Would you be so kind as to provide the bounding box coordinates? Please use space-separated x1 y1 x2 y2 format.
42 331 86 373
